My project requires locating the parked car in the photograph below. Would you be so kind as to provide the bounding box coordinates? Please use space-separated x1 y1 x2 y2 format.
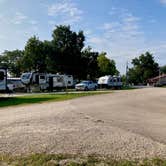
75 80 97 91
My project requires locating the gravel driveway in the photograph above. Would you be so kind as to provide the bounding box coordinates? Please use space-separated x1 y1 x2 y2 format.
0 88 166 159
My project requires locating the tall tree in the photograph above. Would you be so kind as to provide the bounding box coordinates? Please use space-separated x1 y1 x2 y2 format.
51 25 85 77
23 36 46 72
160 65 166 74
128 52 159 84
0 50 24 77
97 52 117 76
81 46 99 80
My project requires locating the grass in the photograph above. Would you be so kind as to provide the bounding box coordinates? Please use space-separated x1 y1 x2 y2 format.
0 154 166 166
0 91 110 108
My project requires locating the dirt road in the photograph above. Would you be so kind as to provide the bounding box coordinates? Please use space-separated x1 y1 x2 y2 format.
0 88 166 159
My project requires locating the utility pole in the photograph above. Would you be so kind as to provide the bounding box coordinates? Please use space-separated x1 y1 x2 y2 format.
159 67 161 86
126 61 129 86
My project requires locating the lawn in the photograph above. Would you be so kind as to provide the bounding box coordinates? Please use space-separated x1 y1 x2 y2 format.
0 91 110 108
0 154 166 166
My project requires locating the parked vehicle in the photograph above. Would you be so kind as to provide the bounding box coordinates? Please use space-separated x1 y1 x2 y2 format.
7 78 26 92
0 68 7 92
98 75 123 89
75 80 97 91
21 72 74 92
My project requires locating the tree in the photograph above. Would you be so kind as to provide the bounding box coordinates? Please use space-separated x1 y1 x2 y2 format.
97 52 117 76
0 50 24 77
160 65 166 74
51 25 85 77
23 36 46 72
128 52 159 84
81 46 99 80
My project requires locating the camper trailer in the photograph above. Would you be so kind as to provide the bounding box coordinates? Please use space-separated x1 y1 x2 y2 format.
98 75 123 89
0 68 7 92
21 72 74 92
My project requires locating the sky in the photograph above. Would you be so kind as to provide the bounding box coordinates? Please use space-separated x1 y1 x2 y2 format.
0 0 166 74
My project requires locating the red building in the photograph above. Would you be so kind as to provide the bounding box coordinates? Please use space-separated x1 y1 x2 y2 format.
147 74 166 86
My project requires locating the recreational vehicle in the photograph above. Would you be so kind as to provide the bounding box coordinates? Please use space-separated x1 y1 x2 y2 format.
21 72 74 92
0 68 7 92
98 75 123 89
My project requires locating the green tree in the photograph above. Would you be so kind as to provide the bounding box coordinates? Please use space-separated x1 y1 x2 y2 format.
0 50 24 77
128 52 159 84
51 25 85 77
81 46 99 80
97 52 117 76
23 36 46 72
160 65 166 74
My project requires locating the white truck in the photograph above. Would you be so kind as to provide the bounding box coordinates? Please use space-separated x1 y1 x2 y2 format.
98 75 123 89
21 72 74 92
0 68 7 92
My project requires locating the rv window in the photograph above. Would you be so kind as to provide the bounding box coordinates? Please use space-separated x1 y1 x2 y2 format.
0 71 4 80
22 73 31 79
40 75 45 80
57 77 63 82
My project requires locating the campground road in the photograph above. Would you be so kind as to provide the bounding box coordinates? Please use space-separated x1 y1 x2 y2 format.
0 88 166 159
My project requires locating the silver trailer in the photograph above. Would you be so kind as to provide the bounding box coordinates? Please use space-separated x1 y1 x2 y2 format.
21 72 74 92
98 75 123 89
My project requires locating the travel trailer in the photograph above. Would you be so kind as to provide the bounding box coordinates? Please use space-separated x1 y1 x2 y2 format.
0 68 7 92
21 72 74 92
98 75 123 88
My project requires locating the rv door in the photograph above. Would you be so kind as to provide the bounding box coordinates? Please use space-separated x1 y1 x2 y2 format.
0 69 7 91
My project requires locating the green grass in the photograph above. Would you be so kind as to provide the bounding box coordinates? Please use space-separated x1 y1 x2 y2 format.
0 91 110 108
121 86 136 90
0 154 166 166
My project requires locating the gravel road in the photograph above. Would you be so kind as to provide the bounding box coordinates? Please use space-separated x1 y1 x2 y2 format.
0 88 166 159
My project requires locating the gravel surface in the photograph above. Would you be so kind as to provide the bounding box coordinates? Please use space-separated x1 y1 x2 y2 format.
0 88 166 159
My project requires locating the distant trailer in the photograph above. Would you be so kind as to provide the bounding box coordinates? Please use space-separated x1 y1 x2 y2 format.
98 75 123 89
0 68 7 92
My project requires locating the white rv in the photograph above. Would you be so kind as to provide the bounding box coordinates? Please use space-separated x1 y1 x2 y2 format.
21 72 74 92
0 68 7 92
98 75 123 88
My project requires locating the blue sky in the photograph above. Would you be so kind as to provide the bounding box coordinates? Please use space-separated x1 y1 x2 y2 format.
0 0 166 73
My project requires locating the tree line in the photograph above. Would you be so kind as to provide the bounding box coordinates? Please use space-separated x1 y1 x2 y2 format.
0 25 165 84
0 25 118 80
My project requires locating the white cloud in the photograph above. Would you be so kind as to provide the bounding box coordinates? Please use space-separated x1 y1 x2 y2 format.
12 12 28 24
88 8 166 73
0 11 39 53
48 0 83 24
160 0 166 5
0 0 6 3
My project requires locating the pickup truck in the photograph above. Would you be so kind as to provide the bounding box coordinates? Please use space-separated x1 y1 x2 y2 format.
75 80 97 91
